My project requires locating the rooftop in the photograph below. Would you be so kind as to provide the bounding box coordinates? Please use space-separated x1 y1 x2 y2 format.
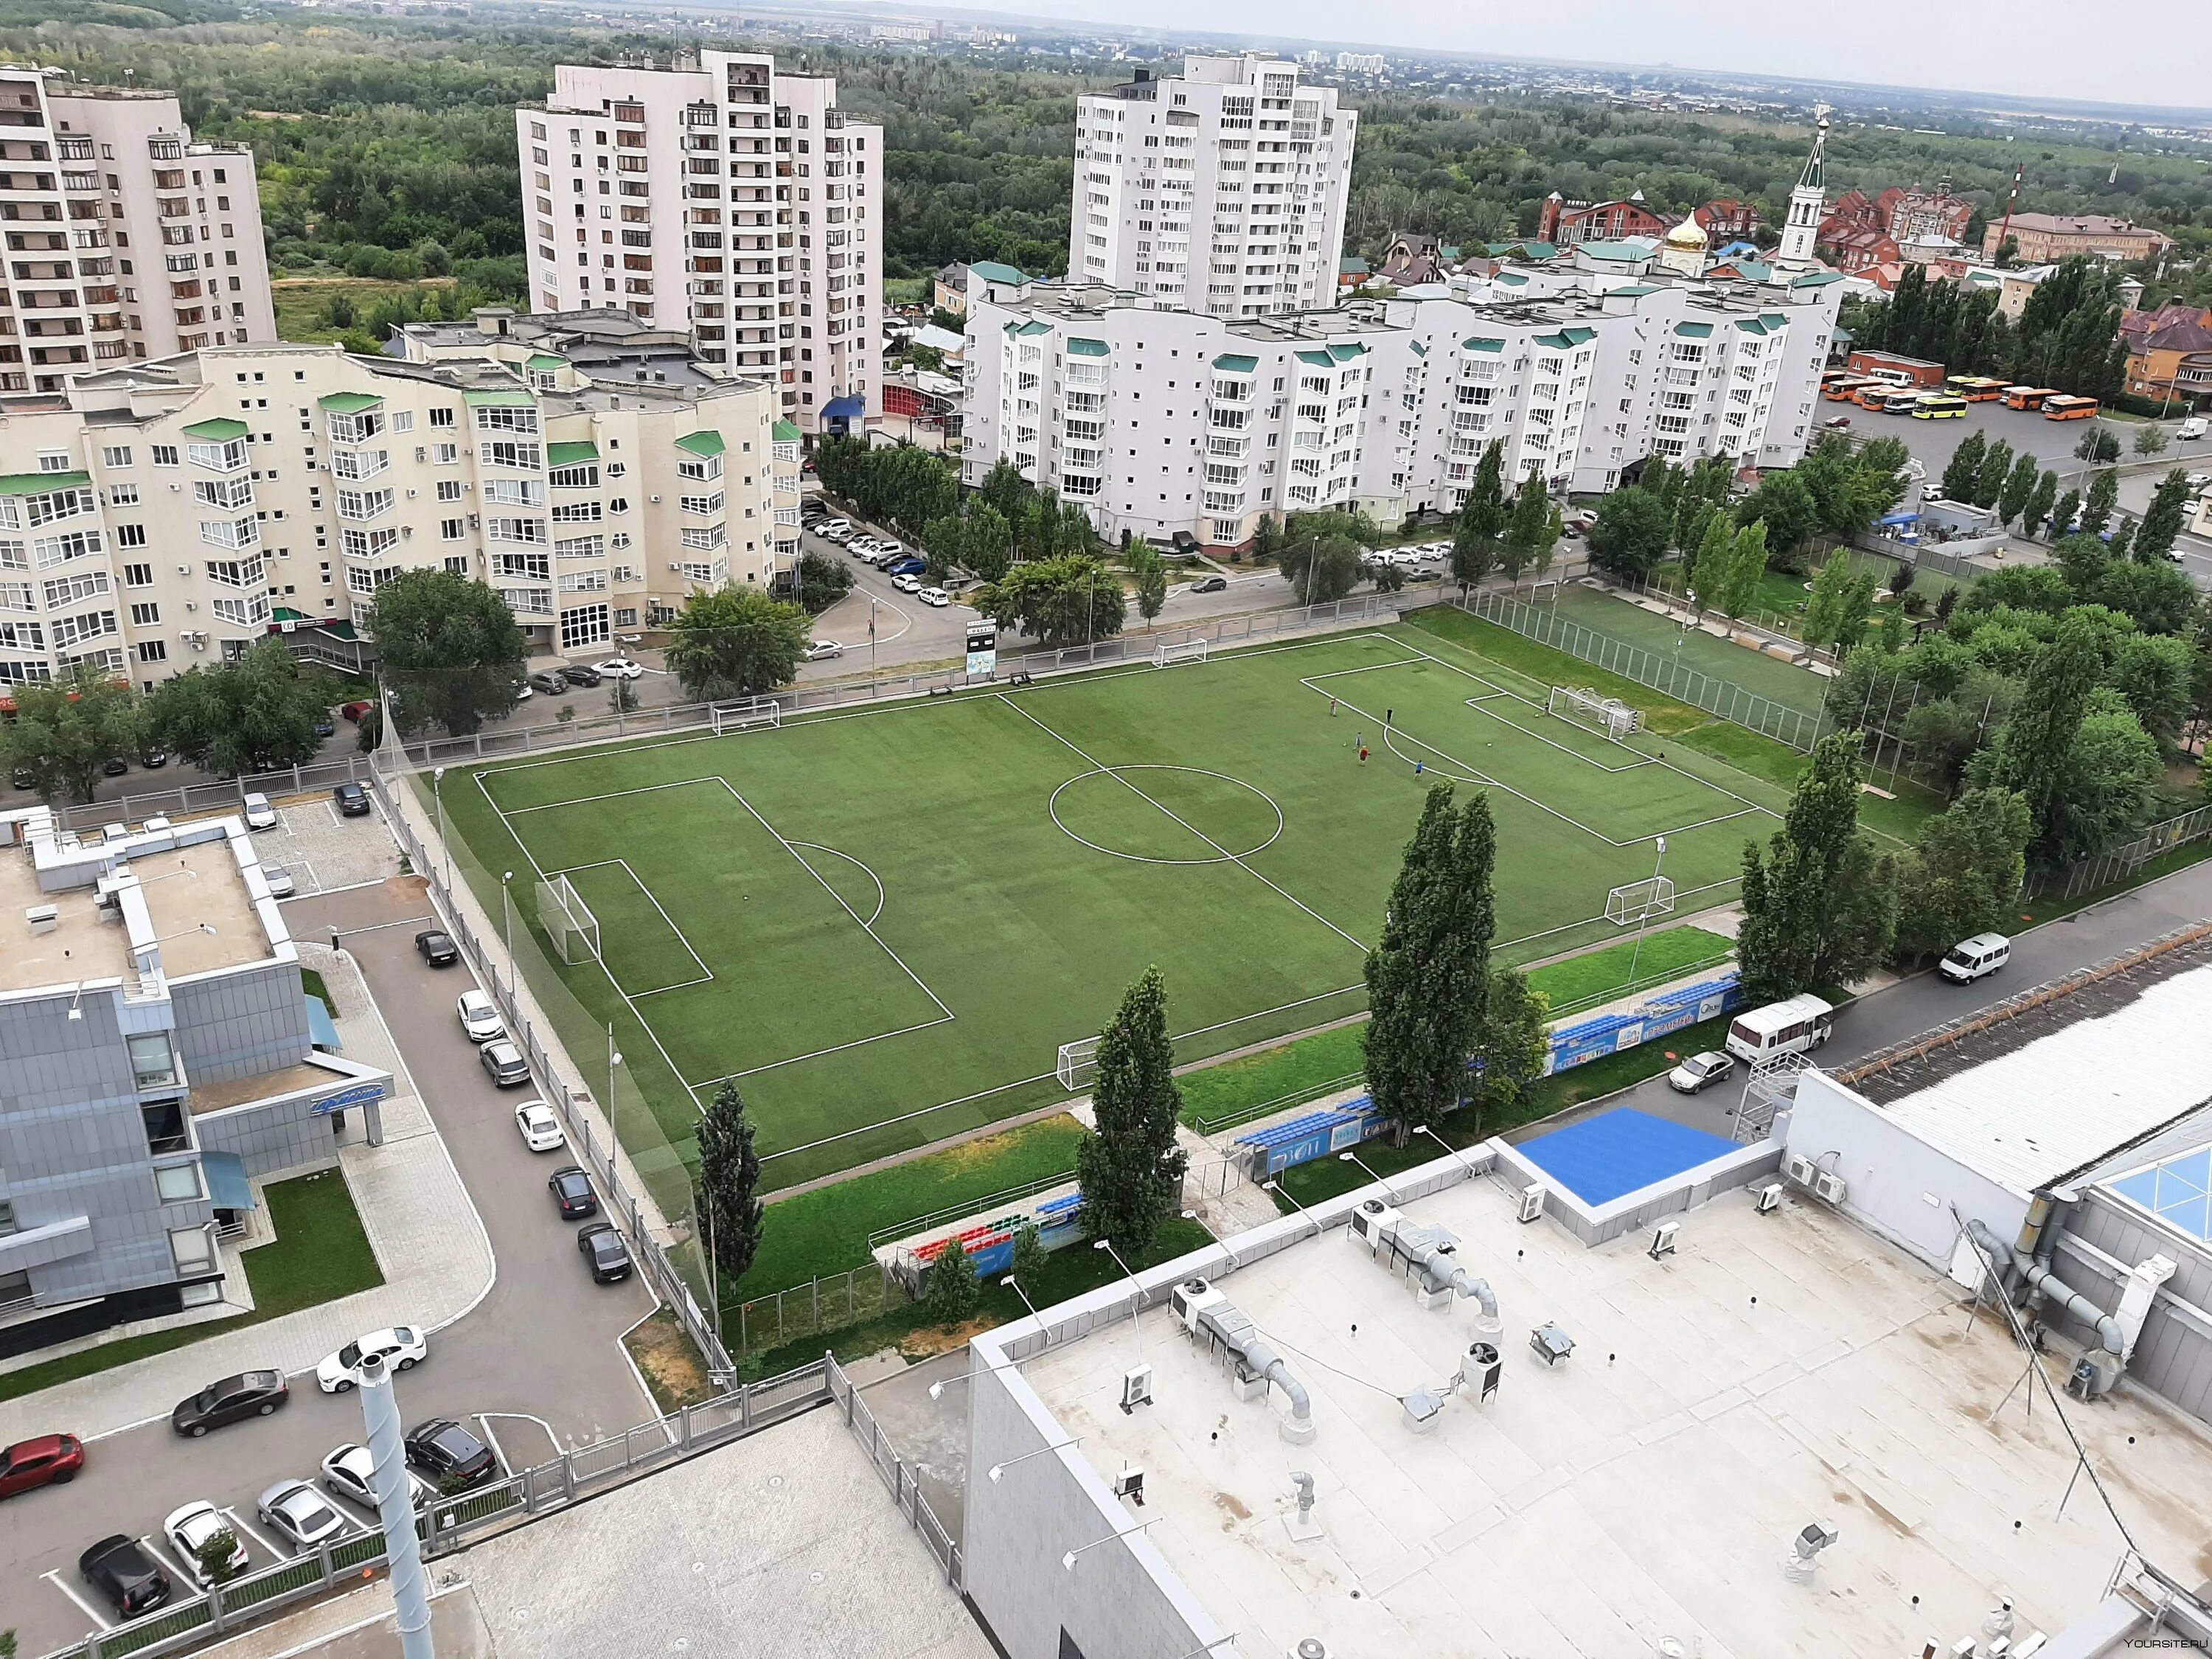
1014 1169 2212 1658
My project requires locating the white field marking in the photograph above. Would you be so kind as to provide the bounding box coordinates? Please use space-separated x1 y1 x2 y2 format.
997 694 1369 956
615 1304 682 1439
758 1068 1063 1164
473 1413 513 1477
554 857 714 995
479 1411 563 1460
500 775 731 816
1169 980 1368 1043
787 841 888 928
139 1534 198 1589
222 1505 287 1561
43 1568 114 1630
1047 765 1287 867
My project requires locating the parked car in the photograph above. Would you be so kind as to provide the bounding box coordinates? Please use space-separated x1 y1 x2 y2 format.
561 663 603 689
414 929 460 967
891 572 923 594
338 700 374 723
102 755 128 777
11 765 35 790
1939 931 2011 984
510 677 533 702
2178 417 2206 442
1822 414 1853 430
163 1501 248 1586
315 1326 427 1394
140 748 169 770
313 712 337 737
884 556 927 577
405 1419 498 1488
529 670 570 697
815 518 851 536
480 1040 530 1087
917 585 951 608
456 989 504 1044
257 1479 349 1551
79 1535 173 1618
803 639 844 662
260 864 296 898
577 1221 634 1284
514 1099 564 1152
172 1371 288 1437
2186 472 2211 494
594 657 646 681
321 1442 437 1514
333 782 370 817
1190 574 1228 594
0 1433 83 1498
243 791 278 831
1666 1051 1739 1095
548 1165 599 1220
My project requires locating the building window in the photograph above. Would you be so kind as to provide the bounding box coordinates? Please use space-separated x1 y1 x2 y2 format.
142 1097 189 1157
155 1163 205 1203
168 1225 215 1276
128 1032 179 1091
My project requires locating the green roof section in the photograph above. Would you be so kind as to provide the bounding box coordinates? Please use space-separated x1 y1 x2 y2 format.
1294 349 1334 367
0 470 90 496
1674 321 1716 339
1339 256 1369 275
1326 342 1367 362
181 417 250 442
1014 320 1054 337
1495 271 1529 287
318 392 382 414
1761 312 1789 330
1791 271 1847 288
970 260 1029 285
772 419 801 443
526 353 566 372
463 389 535 408
675 430 726 458
1212 353 1259 374
1610 284 1660 298
1461 335 1506 354
1066 337 1109 358
545 441 599 466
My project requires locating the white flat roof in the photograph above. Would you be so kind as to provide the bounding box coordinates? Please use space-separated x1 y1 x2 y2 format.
1872 961 2212 1197
1020 1176 2212 1658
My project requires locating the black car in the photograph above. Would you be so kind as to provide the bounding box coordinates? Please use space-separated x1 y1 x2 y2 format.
1191 574 1228 594
414 928 460 967
560 663 602 689
405 1418 498 1488
102 755 128 777
529 669 569 697
79 1535 173 1619
333 782 371 817
548 1165 599 1220
577 1221 633 1284
139 748 169 770
171 1370 288 1437
10 765 33 790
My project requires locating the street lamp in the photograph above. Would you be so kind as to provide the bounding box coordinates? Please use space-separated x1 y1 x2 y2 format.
1092 1238 1144 1335
1062 1517 1158 1571
501 870 515 995
1000 1273 1045 1333
1263 1178 1324 1240
1416 1124 1484 1176
1337 1149 1398 1197
986 1436 1079 1483
432 766 449 888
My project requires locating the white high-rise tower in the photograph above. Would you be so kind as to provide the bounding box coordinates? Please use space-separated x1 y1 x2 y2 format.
1775 106 1830 274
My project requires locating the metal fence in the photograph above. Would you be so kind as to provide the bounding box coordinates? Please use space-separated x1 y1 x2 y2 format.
734 1263 902 1356
2022 804 2212 903
826 1354 963 1589
35 1361 834 1659
44 752 378 836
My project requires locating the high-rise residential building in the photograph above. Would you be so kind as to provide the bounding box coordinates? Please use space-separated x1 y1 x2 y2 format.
1070 55 1356 319
0 66 275 392
0 310 796 692
517 52 882 438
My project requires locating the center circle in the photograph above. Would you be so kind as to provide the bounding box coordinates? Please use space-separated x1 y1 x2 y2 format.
1048 765 1284 865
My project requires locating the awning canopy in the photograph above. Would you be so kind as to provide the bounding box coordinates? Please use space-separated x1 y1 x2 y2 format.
203 1151 256 1211
304 992 341 1052
822 395 866 420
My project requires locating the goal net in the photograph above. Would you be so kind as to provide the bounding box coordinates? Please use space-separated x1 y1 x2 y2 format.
710 698 781 736
538 874 602 965
1057 1035 1102 1093
1548 685 1642 740
1605 874 1677 927
1154 637 1209 668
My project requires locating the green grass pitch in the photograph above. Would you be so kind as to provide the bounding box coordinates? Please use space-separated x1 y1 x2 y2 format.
438 622 1787 1189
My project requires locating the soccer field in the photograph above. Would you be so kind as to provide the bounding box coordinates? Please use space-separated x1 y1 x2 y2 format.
440 621 1786 1189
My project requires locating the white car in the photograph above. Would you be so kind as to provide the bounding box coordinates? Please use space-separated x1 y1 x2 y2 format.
456 989 504 1044
891 572 923 594
1666 1051 1739 1095
163 1500 248 1586
257 1480 349 1551
260 863 296 898
514 1099 564 1152
320 1443 437 1514
242 792 278 832
803 639 844 662
594 657 646 681
917 585 951 607
816 518 851 536
315 1325 427 1394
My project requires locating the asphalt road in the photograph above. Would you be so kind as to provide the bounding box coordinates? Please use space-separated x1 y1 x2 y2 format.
0 879 653 1655
1520 853 2212 1147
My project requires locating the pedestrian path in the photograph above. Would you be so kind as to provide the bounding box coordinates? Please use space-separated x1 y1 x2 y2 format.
0 945 494 1443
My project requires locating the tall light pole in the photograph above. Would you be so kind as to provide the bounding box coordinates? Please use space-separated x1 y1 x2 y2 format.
1625 835 1667 992
501 870 515 993
1337 1149 1398 1197
1091 1238 1144 1335
357 1352 434 1659
431 766 449 888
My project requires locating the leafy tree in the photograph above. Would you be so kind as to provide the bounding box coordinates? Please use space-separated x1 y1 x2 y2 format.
922 1235 979 1324
1450 439 1508 594
2090 559 2201 638
1009 1222 1046 1288
1798 432 1908 540
1687 511 1734 614
2135 468 2194 566
1997 451 2042 529
976 456 1032 524
191 1526 244 1588
2108 632 2198 751
1975 610 2104 862
663 585 810 701
2080 467 2119 538
1279 533 1365 605
795 549 855 614
1904 695 1990 796
364 570 525 738
1583 486 1672 581
1500 470 1559 587
145 640 330 779
1467 965 1548 1126
1251 512 1285 565
1973 437 2015 509
1803 556 1879 655
1126 540 1168 623
0 666 142 804
1075 966 1189 1256
1718 520 1770 620
695 1080 765 1287
2038 691 2163 864
2049 487 2082 543
1940 429 1988 503
1892 787 2033 964
1736 731 1898 1001
980 555 1126 646
2021 470 2059 541
1733 470 1820 560
1363 783 1497 1146
2134 422 2170 458
2075 425 2122 466
2108 518 2138 563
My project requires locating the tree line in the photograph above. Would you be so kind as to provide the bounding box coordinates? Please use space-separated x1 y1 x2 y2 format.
1845 259 2132 403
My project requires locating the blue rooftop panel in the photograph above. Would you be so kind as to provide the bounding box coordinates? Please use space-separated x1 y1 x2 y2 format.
1518 1107 1741 1207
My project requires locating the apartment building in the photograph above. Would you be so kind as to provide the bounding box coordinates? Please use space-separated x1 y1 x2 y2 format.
517 52 882 437
1980 212 2174 264
0 311 793 691
0 65 274 392
1070 55 1356 320
0 804 392 1360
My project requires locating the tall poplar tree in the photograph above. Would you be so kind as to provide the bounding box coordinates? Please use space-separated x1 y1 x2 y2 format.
695 1081 765 1287
1076 966 1189 1256
1736 731 1898 1001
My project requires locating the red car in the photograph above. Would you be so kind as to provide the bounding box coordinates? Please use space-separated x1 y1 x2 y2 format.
338 700 374 723
0 1433 84 1498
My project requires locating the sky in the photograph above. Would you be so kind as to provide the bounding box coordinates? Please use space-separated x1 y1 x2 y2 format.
995 0 2212 112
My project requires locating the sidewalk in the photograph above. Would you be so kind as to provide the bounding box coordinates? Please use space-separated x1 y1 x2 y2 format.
0 944 495 1443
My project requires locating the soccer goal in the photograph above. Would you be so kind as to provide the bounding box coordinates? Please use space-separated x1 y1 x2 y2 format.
1154 637 1209 668
1605 874 1677 928
538 874 602 965
1548 685 1643 740
1057 1034 1103 1093
710 698 781 736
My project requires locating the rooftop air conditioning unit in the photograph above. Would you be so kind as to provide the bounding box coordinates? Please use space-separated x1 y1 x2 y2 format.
1170 1276 1225 1333
1812 1171 1847 1207
1121 1365 1152 1414
1649 1221 1680 1260
1517 1184 1546 1224
1784 1154 1817 1188
1755 1183 1784 1214
1349 1197 1401 1251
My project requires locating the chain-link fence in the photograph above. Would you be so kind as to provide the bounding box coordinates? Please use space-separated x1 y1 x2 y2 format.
38 752 378 836
2023 804 2212 903
827 1354 963 1589
734 1263 905 1356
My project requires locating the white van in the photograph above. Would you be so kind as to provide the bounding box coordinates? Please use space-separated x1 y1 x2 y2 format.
2178 418 2206 442
1938 932 2011 984
1723 995 1834 1065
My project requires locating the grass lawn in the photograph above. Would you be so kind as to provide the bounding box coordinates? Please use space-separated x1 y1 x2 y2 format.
444 623 1791 1191
883 276 930 307
1545 584 1834 720
1527 925 1733 1012
301 967 334 1019
271 276 455 343
0 1170 381 1404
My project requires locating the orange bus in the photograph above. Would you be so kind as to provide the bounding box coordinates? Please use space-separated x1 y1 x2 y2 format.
2042 395 2101 420
1854 383 1896 410
1945 375 2008 402
2001 386 2059 411
1824 376 1874 403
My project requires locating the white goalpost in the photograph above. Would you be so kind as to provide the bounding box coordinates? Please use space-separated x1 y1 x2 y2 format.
1057 1035 1102 1093
710 698 781 736
538 874 602 965
1548 685 1643 740
1154 637 1209 668
1605 874 1677 928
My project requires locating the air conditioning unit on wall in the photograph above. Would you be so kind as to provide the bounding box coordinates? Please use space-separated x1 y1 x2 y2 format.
1812 1170 1847 1207
1784 1154 1817 1188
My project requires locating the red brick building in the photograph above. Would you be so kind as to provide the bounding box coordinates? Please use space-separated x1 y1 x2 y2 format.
1537 190 1674 245
1846 349 1946 388
1691 199 1762 243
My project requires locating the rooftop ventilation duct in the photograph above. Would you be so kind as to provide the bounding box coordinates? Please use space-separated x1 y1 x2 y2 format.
1171 1277 1315 1444
1350 1200 1501 1340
